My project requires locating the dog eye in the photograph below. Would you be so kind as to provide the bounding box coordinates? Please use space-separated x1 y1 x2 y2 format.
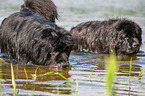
126 34 132 37
126 34 129 37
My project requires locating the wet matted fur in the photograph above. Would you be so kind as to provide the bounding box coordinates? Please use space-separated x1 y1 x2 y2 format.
0 12 74 67
70 19 142 55
20 0 58 23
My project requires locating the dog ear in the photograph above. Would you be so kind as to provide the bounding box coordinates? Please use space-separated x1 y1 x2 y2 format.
56 30 74 53
116 20 137 37
21 0 58 22
1 18 7 25
20 4 30 12
41 29 58 39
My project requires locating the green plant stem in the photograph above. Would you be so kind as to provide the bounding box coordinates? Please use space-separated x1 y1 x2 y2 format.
89 73 101 82
128 58 132 83
32 66 39 80
128 58 132 96
24 68 28 81
105 52 118 96
10 63 16 96
138 70 145 80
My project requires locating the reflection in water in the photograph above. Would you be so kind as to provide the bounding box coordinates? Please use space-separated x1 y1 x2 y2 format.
78 52 142 77
0 63 72 95
70 52 145 96
0 51 145 95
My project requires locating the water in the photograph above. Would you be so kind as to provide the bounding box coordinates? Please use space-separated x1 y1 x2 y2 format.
0 0 145 95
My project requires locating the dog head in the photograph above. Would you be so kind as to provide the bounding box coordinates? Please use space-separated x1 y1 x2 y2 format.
40 28 74 68
110 19 142 55
20 0 58 22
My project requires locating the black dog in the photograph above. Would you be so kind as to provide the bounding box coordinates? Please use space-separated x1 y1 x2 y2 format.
20 0 58 23
70 19 142 55
0 0 74 67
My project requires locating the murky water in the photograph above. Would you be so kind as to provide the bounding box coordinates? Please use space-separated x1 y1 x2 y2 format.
0 0 145 96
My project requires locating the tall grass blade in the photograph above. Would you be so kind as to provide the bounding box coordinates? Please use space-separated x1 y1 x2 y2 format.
24 68 29 89
32 71 72 84
55 72 72 84
72 79 78 95
138 70 145 80
105 51 118 96
128 58 132 82
38 71 57 77
32 66 39 80
56 72 70 81
32 70 80 95
24 68 28 81
89 73 101 82
10 63 16 96
128 58 132 96
57 85 60 96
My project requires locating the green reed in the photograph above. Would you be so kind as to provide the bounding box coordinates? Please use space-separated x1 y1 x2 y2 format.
24 68 28 81
128 58 132 96
72 79 78 96
32 66 39 80
24 68 29 89
8 53 145 96
89 73 101 82
31 69 79 95
0 58 3 95
138 70 145 80
128 58 132 83
10 63 16 96
104 51 118 96
57 85 60 96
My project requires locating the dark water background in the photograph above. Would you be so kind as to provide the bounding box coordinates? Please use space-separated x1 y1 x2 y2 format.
0 0 145 95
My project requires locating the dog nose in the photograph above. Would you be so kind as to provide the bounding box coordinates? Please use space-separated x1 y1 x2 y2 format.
132 42 140 48
56 62 70 68
132 38 140 48
61 63 70 68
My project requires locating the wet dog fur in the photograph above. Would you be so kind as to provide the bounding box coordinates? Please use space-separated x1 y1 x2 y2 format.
20 0 58 23
70 19 142 55
0 0 74 67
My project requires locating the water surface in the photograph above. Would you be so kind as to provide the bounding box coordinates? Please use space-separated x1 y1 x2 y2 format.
0 0 145 96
